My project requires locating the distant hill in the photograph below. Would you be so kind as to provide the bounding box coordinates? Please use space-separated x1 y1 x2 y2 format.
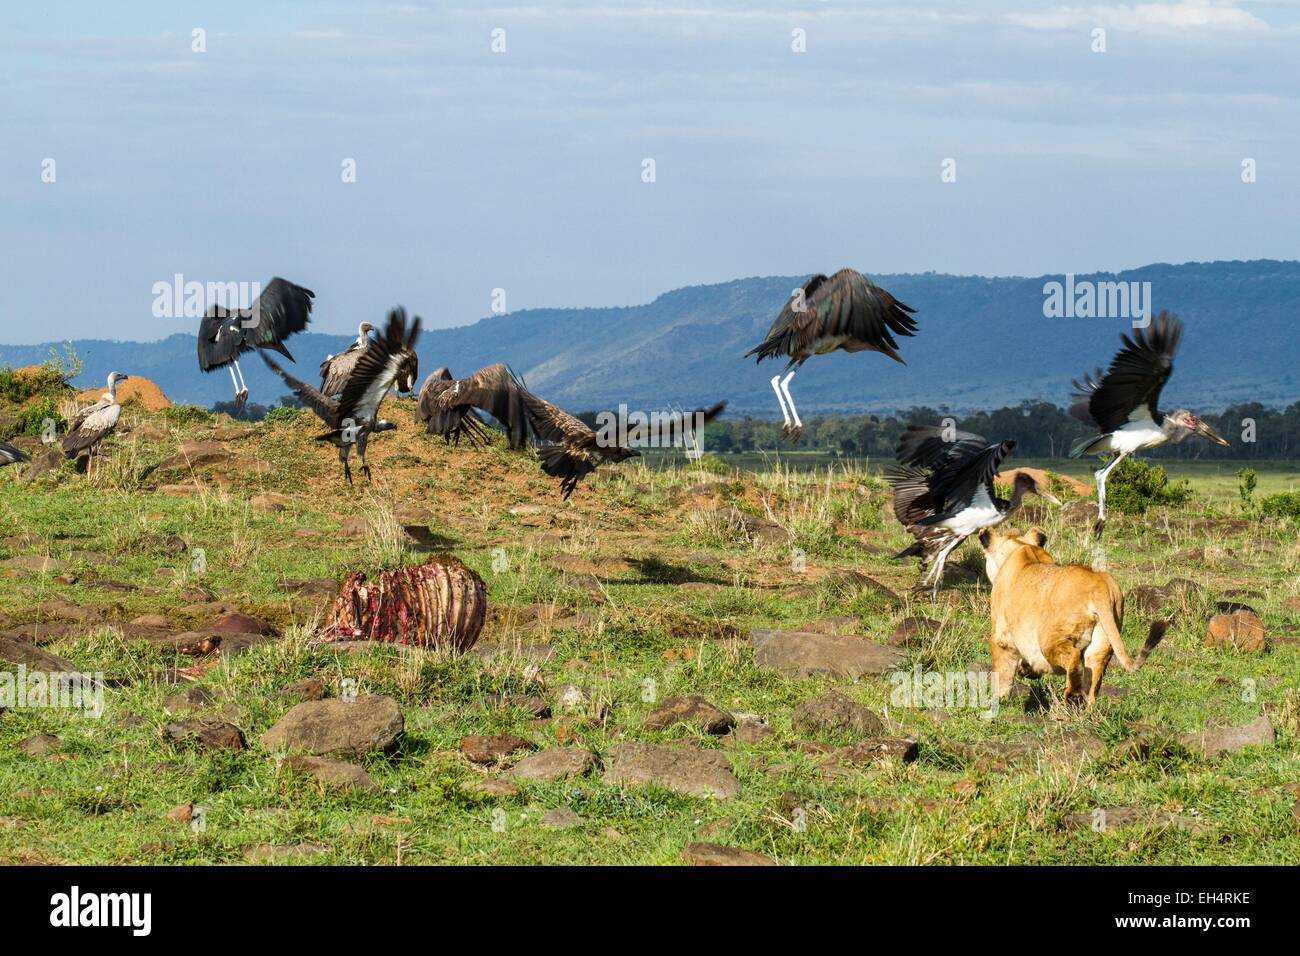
2 260 1297 415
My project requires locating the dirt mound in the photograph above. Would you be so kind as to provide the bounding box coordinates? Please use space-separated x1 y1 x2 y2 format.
76 376 171 411
996 466 1091 496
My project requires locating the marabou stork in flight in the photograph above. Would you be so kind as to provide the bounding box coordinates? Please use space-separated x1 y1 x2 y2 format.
0 440 29 467
197 277 315 409
889 424 1059 596
319 321 375 397
62 372 130 463
745 269 918 441
262 307 420 483
1070 311 1229 537
416 364 725 498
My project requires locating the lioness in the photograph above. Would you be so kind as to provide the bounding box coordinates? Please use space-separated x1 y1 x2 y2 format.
979 527 1165 705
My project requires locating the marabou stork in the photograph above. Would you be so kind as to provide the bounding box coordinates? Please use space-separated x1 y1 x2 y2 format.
0 440 29 467
319 321 375 397
62 372 130 462
197 277 314 409
417 365 725 499
1069 311 1229 537
889 424 1059 596
745 269 918 441
262 307 420 483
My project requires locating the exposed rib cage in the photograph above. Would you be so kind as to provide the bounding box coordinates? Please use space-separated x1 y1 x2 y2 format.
319 559 487 651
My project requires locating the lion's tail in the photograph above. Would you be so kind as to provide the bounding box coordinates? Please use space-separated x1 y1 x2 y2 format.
1097 611 1167 673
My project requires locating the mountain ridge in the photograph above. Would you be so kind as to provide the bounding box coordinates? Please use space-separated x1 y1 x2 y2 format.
2 259 1296 415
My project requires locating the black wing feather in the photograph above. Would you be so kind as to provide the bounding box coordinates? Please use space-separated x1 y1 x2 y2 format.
1073 311 1182 432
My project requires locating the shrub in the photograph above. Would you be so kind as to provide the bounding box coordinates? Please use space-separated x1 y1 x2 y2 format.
1260 491 1300 523
20 397 62 437
690 453 730 475
162 404 213 426
262 405 302 426
1237 468 1257 508
1105 457 1193 516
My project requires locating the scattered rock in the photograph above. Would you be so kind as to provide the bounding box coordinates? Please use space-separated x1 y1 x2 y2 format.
163 686 216 714
0 636 78 673
165 718 246 751
555 684 590 713
167 802 194 823
17 734 62 756
540 807 584 829
1060 499 1099 528
1063 807 1211 835
644 695 735 735
1205 612 1268 653
749 628 906 680
887 617 939 647
278 678 327 702
157 441 232 471
727 718 774 746
283 755 379 792
602 742 740 799
681 842 778 866
821 570 900 604
463 778 520 799
261 696 404 756
1 555 63 576
251 492 292 513
792 691 885 738
832 737 919 765
736 514 789 547
459 733 536 764
507 748 595 782
1180 716 1275 757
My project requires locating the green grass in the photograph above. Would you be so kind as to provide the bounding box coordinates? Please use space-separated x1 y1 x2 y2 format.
1 405 1298 865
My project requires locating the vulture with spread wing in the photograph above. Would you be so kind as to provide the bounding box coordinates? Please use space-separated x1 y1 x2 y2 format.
417 366 724 498
0 440 29 467
263 307 419 483
319 321 375 397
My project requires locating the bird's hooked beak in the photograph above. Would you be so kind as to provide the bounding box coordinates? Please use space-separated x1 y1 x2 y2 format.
1194 419 1231 447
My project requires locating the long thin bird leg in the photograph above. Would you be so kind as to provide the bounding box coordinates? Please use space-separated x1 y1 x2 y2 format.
1093 453 1125 538
928 538 963 599
780 370 802 443
770 374 792 434
232 359 249 409
339 445 352 485
228 365 241 398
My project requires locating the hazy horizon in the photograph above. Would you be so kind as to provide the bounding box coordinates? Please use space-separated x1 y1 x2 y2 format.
3 1 1298 344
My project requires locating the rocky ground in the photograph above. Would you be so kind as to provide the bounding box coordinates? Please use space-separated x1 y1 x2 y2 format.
0 396 1297 865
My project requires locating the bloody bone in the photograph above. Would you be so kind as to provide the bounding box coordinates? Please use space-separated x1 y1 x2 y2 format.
319 558 487 651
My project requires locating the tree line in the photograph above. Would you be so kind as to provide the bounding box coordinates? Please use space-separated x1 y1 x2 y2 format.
702 400 1300 460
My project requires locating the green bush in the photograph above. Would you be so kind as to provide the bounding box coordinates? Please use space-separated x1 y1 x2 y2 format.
262 405 303 426
1237 468 1257 508
690 452 730 475
161 404 213 426
1261 491 1300 523
1105 457 1193 516
16 397 62 438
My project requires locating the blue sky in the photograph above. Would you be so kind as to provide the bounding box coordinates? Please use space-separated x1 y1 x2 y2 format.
1 1 1297 343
